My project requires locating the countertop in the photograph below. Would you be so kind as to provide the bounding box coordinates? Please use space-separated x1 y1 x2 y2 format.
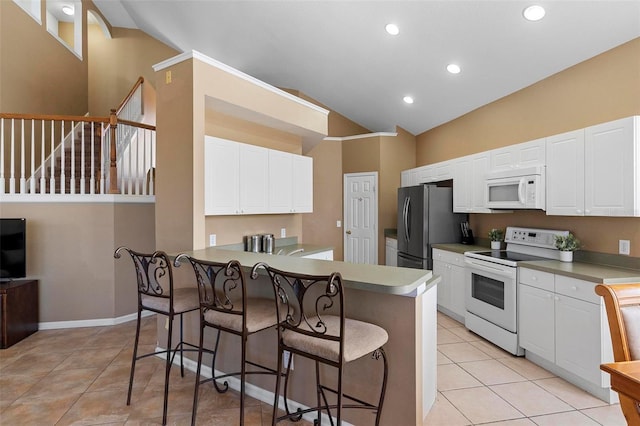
432 243 640 283
220 242 332 257
174 246 438 296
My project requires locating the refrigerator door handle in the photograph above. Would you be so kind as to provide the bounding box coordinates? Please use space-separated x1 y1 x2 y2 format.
403 196 410 242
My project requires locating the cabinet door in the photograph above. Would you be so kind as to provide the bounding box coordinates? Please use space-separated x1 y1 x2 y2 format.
449 264 466 318
555 295 602 385
417 165 435 184
239 144 269 214
585 116 639 216
519 284 555 363
470 153 490 212
401 170 412 187
204 136 239 215
292 155 313 213
453 156 471 213
546 129 585 216
517 138 546 168
432 259 450 310
268 150 293 213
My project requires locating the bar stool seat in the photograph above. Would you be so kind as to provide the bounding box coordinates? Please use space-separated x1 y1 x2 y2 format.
141 287 199 313
203 297 278 333
283 316 388 363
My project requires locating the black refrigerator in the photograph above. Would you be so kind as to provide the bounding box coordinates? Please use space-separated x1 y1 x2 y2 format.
397 184 467 269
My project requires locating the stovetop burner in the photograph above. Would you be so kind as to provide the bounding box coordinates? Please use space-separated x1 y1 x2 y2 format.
470 250 548 263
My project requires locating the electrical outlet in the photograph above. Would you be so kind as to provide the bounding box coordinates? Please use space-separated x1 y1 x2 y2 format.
164 318 169 330
209 234 216 246
283 350 294 371
165 70 172 84
619 240 630 255
336 220 341 227
281 228 286 238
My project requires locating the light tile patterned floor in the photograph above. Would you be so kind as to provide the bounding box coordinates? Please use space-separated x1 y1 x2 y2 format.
0 312 628 425
425 311 627 425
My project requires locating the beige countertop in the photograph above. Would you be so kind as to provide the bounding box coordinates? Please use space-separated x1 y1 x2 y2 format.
432 243 640 283
175 247 437 296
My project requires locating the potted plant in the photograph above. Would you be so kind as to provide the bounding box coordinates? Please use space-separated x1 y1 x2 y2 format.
488 228 504 250
554 233 581 262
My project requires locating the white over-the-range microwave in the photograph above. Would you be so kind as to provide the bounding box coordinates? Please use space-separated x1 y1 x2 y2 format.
484 165 545 210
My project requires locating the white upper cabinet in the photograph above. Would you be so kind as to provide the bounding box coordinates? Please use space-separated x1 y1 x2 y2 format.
584 116 640 216
453 152 491 213
205 136 313 215
239 144 269 214
268 150 293 213
204 136 240 215
490 138 546 171
546 129 585 216
292 154 313 213
547 116 639 216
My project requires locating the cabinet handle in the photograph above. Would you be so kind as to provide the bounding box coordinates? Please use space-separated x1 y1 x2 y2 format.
585 210 591 214
571 286 577 291
554 296 560 301
577 209 582 214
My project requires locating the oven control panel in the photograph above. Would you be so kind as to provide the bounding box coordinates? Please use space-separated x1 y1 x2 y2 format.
504 227 569 249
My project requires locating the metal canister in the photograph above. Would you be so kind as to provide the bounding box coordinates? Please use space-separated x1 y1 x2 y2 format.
262 234 274 254
250 235 262 252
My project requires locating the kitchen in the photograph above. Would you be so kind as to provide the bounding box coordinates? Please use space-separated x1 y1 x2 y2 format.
2 1 640 424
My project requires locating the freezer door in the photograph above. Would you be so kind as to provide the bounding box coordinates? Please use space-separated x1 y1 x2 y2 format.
397 251 430 270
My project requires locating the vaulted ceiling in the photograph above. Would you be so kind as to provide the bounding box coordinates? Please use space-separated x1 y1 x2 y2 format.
93 1 640 135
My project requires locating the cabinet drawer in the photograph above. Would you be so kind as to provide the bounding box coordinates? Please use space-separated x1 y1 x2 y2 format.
433 249 464 266
519 268 554 292
555 275 599 304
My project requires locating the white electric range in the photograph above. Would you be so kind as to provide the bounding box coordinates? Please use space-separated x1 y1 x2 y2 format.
464 227 569 355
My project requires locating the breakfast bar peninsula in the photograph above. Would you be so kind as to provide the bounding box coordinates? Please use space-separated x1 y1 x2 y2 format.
170 247 439 426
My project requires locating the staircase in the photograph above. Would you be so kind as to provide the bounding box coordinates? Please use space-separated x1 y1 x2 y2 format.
44 123 103 194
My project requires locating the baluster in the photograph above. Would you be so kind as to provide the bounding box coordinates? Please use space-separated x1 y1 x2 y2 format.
20 119 26 194
0 119 5 194
100 123 105 194
9 119 15 194
70 120 76 194
40 120 46 194
142 128 147 195
80 121 86 194
90 122 95 194
49 120 55 194
126 125 132 195
149 130 155 196
134 127 140 195
30 120 35 194
109 109 118 194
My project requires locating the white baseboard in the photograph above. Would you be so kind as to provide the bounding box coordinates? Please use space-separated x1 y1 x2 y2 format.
155 347 353 426
38 310 155 330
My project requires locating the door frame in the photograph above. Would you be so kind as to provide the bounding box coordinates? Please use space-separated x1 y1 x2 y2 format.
343 172 378 264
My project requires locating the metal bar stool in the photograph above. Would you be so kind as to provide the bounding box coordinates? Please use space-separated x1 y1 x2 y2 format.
175 255 281 425
114 247 201 425
251 262 389 425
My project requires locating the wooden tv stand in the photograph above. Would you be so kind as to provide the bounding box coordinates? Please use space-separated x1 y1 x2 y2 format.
0 279 39 349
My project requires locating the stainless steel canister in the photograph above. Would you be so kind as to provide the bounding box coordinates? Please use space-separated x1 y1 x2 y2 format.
250 235 262 252
262 234 274 254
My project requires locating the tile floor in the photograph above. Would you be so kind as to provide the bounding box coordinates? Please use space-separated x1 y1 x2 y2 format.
0 312 627 425
425 311 626 425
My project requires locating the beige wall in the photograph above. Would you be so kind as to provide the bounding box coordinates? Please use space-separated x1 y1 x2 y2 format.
416 38 640 257
0 202 154 322
87 25 178 116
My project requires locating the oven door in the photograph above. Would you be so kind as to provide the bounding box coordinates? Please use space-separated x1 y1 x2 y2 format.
464 257 517 332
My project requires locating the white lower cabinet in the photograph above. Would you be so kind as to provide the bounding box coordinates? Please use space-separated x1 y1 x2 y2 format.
433 249 465 322
519 268 614 399
301 250 333 260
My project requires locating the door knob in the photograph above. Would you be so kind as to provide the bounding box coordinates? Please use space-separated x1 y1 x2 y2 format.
346 230 352 235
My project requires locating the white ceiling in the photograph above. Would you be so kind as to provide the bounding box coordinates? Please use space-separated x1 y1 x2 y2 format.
92 1 640 136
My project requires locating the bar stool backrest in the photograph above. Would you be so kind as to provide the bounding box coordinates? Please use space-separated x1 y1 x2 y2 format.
177 256 247 319
114 247 174 312
253 262 345 363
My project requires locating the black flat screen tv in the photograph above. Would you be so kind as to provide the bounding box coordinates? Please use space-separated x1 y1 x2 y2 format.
0 218 27 280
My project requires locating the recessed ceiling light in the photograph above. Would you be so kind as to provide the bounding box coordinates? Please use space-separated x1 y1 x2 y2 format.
385 23 399 36
403 96 414 104
447 64 461 74
62 5 74 16
523 5 545 21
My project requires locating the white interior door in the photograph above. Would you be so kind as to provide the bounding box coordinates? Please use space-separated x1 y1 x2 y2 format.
344 172 378 264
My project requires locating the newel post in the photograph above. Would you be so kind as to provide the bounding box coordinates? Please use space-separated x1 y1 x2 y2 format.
108 109 119 194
